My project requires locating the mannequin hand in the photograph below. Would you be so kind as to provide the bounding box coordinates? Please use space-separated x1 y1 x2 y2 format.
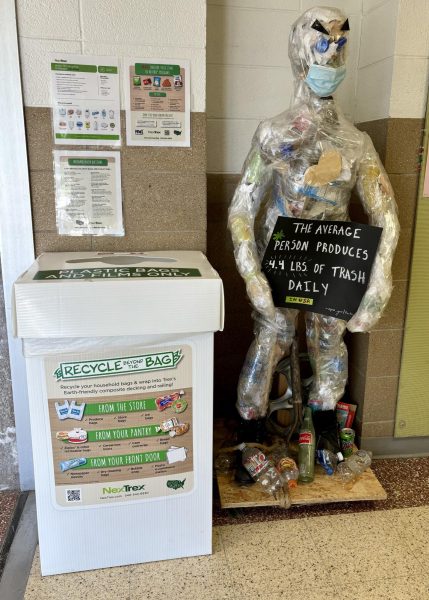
245 272 276 321
347 285 390 333
347 310 380 333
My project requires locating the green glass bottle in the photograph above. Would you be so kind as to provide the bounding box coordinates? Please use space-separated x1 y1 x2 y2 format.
298 407 316 483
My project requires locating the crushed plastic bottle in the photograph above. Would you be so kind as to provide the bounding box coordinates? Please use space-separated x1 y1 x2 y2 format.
317 449 340 476
337 449 372 485
238 443 283 496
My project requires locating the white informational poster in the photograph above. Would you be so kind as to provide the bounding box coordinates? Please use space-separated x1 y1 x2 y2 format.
124 58 190 147
51 54 121 146
53 150 124 236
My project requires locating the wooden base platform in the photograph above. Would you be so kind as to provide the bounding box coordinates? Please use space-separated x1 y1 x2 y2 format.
216 464 387 509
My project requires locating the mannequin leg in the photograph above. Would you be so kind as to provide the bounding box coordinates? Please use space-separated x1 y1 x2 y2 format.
237 309 298 420
305 312 348 410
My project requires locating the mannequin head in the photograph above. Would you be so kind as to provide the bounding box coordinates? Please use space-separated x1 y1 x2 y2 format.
289 6 349 97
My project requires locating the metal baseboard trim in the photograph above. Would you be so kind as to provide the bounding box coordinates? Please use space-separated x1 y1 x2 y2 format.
358 435 429 458
0 493 37 600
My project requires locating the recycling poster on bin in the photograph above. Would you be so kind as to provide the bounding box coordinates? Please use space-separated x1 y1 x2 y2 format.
262 217 382 321
45 345 193 508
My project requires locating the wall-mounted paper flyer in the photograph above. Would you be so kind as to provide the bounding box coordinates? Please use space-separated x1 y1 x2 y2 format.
51 54 121 146
124 58 190 147
53 150 124 236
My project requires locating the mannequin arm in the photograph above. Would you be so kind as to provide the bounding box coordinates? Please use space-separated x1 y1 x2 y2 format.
229 111 315 319
228 142 275 319
347 133 400 332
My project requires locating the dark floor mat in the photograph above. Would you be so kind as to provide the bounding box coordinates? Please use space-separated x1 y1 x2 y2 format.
0 491 27 577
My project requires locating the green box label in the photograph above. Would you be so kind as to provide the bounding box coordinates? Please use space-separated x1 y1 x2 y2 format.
135 63 180 76
76 451 168 470
54 350 183 381
86 425 168 442
51 63 97 73
285 296 314 306
55 134 120 140
68 158 108 167
34 267 202 280
98 65 118 74
84 398 158 414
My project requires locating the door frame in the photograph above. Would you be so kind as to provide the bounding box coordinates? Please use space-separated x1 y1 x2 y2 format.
0 0 35 489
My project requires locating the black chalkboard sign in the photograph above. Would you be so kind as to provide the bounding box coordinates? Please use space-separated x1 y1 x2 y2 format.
261 217 382 320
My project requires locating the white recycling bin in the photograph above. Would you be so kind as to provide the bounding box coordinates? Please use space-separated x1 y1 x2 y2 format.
13 251 224 575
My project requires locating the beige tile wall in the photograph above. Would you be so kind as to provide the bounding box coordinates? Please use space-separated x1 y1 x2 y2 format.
357 0 429 123
208 118 422 434
207 1 364 174
17 1 207 112
25 108 207 256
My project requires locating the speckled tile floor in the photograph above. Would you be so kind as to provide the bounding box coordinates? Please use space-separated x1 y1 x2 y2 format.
19 456 429 600
24 505 429 600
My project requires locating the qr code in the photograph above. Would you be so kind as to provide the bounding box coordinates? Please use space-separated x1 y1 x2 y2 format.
66 489 82 503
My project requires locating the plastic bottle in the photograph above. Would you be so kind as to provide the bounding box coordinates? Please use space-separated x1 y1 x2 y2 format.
214 452 235 473
298 407 316 483
337 450 372 485
317 449 339 476
238 443 283 496
269 446 299 488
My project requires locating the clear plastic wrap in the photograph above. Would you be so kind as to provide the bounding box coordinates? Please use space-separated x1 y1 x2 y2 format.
237 310 298 420
305 313 347 411
22 334 188 358
347 135 400 332
228 6 399 419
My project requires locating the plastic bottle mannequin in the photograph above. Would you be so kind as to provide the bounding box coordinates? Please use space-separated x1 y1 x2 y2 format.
228 6 399 421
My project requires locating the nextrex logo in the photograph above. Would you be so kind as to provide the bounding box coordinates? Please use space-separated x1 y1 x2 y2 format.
103 484 145 494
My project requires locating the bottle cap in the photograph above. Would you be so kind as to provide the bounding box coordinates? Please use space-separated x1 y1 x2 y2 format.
315 37 330 53
238 443 246 451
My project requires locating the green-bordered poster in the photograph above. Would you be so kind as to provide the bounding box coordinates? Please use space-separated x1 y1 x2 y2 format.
45 345 193 507
50 53 121 146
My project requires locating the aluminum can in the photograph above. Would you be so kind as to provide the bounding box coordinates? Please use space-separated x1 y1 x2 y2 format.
340 427 355 458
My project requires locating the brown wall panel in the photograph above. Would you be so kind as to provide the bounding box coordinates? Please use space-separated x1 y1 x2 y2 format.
25 108 207 255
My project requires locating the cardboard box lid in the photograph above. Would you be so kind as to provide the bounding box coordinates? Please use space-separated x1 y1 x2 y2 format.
13 252 224 338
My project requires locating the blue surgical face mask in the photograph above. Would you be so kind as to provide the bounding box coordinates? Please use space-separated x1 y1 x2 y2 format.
305 63 346 97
